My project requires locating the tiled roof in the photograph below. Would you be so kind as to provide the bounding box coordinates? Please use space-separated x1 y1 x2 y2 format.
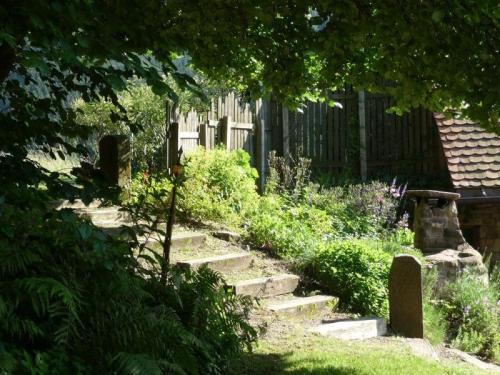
434 113 500 188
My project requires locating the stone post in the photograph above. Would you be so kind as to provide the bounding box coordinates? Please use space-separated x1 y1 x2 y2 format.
99 135 131 189
389 254 424 338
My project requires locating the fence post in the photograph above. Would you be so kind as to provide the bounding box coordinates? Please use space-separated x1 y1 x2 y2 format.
282 106 290 161
255 99 267 193
220 115 232 150
199 122 209 149
168 122 180 169
358 90 367 181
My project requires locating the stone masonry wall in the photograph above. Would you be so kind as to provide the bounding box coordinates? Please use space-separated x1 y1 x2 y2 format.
459 203 500 264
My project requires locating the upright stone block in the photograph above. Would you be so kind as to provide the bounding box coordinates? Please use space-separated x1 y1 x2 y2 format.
389 254 424 338
99 135 131 188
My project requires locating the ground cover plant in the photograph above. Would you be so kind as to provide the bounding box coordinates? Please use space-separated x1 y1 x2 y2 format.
438 268 500 360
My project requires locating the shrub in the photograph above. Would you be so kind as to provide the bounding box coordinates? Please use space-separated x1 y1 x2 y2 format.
307 239 394 317
310 182 400 238
75 81 168 172
246 194 330 260
179 147 259 227
440 269 499 359
129 171 173 208
0 200 256 374
248 159 415 317
422 269 447 345
128 147 259 228
74 78 216 172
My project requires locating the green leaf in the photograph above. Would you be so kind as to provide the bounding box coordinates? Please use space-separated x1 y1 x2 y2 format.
432 10 444 23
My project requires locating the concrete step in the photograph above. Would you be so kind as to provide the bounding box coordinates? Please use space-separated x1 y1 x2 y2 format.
228 274 299 298
177 253 252 273
78 207 130 223
141 232 207 250
309 317 387 340
55 199 103 209
265 295 338 315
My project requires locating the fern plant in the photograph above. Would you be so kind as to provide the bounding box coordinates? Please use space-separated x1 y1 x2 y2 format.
0 193 256 374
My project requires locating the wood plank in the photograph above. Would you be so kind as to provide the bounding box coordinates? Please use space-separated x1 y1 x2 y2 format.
358 91 367 181
179 131 199 139
232 122 254 130
308 102 313 159
333 105 339 162
315 101 321 161
326 105 332 163
282 106 290 160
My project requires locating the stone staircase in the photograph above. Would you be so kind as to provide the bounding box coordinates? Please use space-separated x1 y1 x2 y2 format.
64 201 387 337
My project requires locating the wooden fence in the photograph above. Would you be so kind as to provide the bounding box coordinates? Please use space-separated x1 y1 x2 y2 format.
166 90 449 189
166 93 271 190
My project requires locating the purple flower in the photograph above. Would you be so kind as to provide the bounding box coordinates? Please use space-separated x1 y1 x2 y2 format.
463 306 470 315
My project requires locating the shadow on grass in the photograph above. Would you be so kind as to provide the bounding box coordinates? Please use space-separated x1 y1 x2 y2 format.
229 352 364 375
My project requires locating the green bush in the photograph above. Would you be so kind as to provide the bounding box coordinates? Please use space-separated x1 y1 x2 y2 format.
440 269 499 359
247 194 331 260
75 79 215 172
128 147 259 228
0 201 256 374
75 82 168 172
422 270 447 345
179 147 259 227
309 182 400 238
308 239 393 317
247 158 414 317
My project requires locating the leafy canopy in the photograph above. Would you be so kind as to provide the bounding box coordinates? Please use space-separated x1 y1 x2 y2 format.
1 0 499 202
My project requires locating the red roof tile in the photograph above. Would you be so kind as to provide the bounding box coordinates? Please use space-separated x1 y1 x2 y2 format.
435 113 500 189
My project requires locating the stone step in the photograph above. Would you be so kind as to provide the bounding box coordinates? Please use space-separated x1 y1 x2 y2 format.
309 317 387 340
265 295 338 315
177 253 252 273
55 199 103 209
228 274 299 298
141 232 207 251
79 208 130 223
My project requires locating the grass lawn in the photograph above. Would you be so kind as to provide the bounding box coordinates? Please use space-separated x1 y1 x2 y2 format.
229 329 487 375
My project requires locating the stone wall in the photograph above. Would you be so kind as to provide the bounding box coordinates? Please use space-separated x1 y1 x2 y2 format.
407 190 487 287
459 203 500 264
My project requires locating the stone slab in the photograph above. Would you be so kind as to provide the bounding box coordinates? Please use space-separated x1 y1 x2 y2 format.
228 274 300 298
170 232 207 250
177 253 252 272
309 318 387 340
79 207 131 223
54 199 104 209
445 348 500 372
212 230 241 242
389 254 424 338
406 190 461 201
266 295 338 315
140 233 207 250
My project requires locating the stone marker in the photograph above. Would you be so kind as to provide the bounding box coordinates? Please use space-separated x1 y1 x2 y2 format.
389 254 424 338
99 135 131 188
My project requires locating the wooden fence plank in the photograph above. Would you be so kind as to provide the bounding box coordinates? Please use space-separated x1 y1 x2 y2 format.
220 116 231 150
